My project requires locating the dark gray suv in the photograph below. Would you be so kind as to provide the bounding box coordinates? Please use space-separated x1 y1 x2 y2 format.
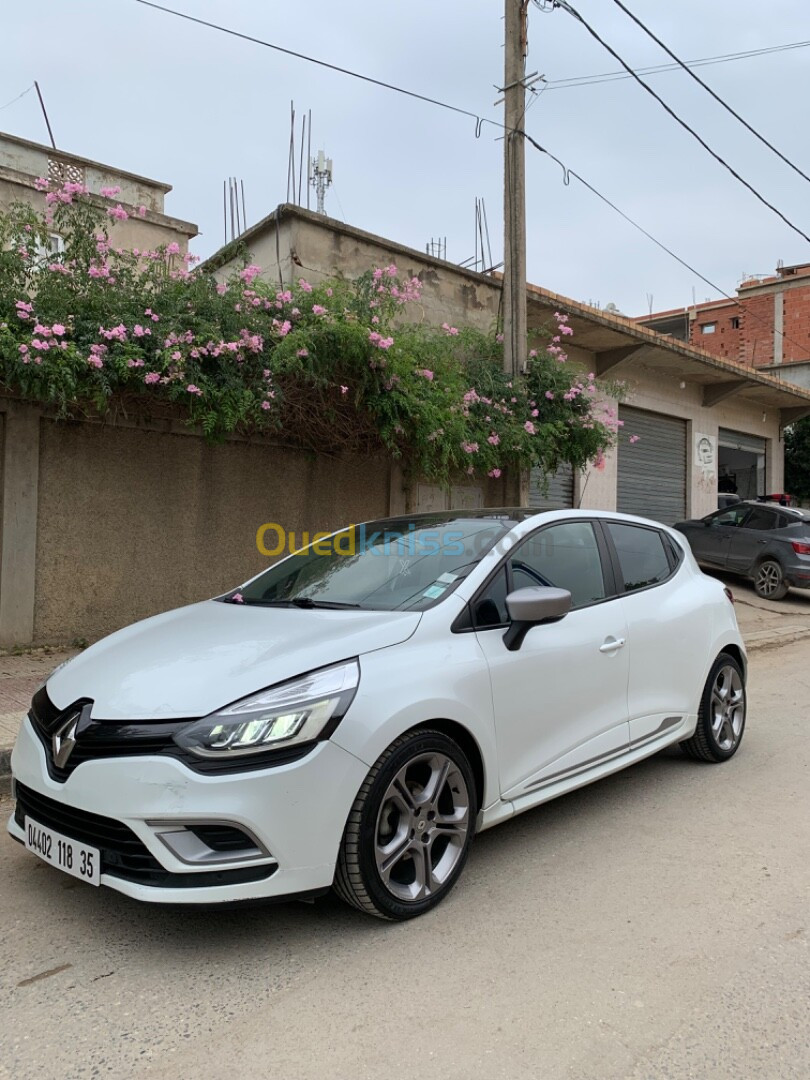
675 502 810 600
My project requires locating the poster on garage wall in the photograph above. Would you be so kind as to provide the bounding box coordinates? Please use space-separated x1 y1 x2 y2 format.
694 432 717 492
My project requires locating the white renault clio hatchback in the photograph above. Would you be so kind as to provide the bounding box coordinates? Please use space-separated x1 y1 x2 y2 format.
9 509 746 920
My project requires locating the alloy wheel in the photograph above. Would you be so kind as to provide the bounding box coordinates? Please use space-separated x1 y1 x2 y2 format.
710 665 745 751
374 752 470 902
755 561 783 597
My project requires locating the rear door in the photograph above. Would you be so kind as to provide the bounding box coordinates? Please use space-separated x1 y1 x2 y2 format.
725 505 781 573
602 521 709 745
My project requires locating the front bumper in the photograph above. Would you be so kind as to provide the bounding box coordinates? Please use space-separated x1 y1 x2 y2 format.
7 715 369 904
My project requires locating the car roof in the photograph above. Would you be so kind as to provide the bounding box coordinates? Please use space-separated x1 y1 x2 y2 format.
735 501 808 520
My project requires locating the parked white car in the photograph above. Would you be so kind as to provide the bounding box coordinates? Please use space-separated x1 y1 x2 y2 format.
9 509 746 920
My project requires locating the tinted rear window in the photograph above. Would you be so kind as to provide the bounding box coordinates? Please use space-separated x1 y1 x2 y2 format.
607 524 672 592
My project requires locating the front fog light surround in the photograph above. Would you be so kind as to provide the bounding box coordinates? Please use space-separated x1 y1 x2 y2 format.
173 659 360 758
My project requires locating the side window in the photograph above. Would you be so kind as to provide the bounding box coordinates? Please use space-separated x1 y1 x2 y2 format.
607 524 672 592
711 507 749 528
472 567 510 629
742 508 777 531
509 521 606 609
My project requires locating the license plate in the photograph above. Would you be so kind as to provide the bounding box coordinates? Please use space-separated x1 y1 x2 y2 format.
24 817 100 886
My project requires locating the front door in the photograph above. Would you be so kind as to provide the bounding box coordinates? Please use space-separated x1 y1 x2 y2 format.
690 504 749 567
472 520 630 801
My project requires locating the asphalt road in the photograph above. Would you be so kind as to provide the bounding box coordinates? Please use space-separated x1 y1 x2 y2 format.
1 640 809 1080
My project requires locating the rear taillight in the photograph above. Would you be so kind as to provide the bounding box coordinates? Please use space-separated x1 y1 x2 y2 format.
792 541 810 555
723 587 735 604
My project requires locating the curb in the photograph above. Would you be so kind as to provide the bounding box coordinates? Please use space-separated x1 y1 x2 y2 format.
1 627 809 789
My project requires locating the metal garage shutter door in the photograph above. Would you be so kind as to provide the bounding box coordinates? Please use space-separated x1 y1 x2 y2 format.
617 407 686 524
718 428 766 455
529 463 574 510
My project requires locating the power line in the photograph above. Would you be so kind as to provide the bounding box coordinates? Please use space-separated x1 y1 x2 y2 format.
556 0 810 247
0 84 34 112
132 0 488 126
129 0 807 358
546 39 810 90
521 132 808 357
607 0 810 187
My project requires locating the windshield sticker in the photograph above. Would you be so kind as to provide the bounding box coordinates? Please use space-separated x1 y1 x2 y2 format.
423 584 447 599
436 573 458 584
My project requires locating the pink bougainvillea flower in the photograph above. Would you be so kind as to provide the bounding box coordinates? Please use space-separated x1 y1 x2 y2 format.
545 391 555 400
296 348 309 358
340 385 349 395
18 344 28 355
126 358 145 368
87 356 104 369
417 369 434 381
260 400 272 411
312 304 327 316
488 468 502 478
441 322 460 336
34 177 50 191
186 384 203 396
524 421 536 435
298 278 313 292
239 264 262 284
106 204 129 221
629 434 641 444
51 324 66 336
144 372 161 384
461 441 479 454
487 433 500 446
99 185 122 198
165 241 180 256
138 205 147 217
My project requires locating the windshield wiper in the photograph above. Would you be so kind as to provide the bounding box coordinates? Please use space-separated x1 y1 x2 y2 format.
233 597 363 609
289 597 363 609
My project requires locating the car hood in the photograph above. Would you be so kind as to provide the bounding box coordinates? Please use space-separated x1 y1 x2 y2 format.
48 601 422 720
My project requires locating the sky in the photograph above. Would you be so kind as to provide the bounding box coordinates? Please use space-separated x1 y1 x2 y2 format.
3 0 810 316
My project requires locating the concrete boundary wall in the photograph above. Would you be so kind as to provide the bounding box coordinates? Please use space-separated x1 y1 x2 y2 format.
0 400 513 648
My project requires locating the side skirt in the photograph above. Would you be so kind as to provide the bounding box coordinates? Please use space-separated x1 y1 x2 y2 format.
476 714 697 833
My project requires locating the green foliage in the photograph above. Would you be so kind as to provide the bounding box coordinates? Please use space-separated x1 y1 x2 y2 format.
0 182 621 484
785 418 810 500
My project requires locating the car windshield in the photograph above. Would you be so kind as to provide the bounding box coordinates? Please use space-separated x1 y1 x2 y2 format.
235 515 516 612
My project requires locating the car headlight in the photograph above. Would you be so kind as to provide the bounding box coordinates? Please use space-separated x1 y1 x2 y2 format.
173 660 360 758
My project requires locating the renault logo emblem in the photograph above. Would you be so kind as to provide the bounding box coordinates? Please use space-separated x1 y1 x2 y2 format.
52 711 81 768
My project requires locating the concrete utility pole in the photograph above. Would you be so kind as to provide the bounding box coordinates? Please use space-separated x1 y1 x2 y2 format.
502 0 529 377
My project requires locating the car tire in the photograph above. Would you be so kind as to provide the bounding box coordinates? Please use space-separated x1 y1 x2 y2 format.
334 729 476 920
680 653 746 763
753 559 789 600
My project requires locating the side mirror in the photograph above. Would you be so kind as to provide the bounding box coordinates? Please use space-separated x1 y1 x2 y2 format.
503 586 572 652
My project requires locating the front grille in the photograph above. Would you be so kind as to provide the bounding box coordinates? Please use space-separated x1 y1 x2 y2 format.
29 687 314 780
14 783 276 889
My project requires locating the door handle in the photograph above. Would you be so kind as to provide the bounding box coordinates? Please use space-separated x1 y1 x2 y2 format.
757 539 768 544
599 637 626 654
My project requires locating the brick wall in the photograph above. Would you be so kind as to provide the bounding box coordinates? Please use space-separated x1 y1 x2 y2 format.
682 280 810 369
